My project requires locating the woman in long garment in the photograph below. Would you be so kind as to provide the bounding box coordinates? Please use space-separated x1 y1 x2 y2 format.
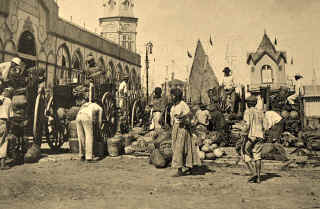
170 88 201 177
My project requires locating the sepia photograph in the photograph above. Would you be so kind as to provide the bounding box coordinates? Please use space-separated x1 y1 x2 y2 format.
0 0 319 208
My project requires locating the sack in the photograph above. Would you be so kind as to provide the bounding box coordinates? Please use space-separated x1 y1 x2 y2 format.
262 143 289 161
24 144 41 163
307 139 320 151
150 149 167 168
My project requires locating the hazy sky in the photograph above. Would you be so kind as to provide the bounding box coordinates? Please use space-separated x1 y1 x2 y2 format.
58 0 320 88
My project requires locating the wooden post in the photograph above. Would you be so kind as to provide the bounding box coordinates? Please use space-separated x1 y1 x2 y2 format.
241 85 246 114
89 81 94 102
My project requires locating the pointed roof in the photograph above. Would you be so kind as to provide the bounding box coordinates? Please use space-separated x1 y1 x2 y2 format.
256 32 277 55
189 40 219 105
247 32 287 65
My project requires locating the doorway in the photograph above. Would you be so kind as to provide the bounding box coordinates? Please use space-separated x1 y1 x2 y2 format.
18 31 37 70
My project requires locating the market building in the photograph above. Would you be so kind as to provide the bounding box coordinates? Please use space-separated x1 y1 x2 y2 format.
161 72 187 97
247 31 287 93
0 0 141 90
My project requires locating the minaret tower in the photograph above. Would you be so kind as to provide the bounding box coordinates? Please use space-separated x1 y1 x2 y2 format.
99 0 138 52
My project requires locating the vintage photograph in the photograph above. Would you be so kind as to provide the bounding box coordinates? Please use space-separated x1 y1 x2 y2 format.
0 0 319 208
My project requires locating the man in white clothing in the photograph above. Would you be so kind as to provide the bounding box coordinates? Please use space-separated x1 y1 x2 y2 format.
118 76 129 110
287 74 303 105
0 57 22 84
75 87 103 162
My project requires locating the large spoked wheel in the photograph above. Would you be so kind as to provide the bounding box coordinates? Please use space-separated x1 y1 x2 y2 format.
33 90 46 147
131 99 143 129
101 92 118 139
45 96 68 151
47 121 68 152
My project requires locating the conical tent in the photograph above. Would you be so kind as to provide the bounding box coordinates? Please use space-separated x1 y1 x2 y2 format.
189 40 219 105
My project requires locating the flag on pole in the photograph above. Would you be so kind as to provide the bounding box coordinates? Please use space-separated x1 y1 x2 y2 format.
187 50 192 58
274 37 277 45
209 35 213 47
291 57 293 65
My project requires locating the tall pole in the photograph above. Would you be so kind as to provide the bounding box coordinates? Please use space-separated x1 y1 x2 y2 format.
146 47 149 104
145 41 153 104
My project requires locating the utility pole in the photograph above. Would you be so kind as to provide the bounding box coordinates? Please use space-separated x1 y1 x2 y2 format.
145 41 153 104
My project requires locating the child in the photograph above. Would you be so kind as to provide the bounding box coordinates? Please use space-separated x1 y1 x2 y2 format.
242 95 266 183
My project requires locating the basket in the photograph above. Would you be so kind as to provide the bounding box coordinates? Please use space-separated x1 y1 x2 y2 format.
107 136 123 157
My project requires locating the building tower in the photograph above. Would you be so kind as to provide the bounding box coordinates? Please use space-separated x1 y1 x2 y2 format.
99 0 138 52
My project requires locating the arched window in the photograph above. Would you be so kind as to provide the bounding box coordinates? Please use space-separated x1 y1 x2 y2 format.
261 65 273 84
56 44 71 84
71 50 83 83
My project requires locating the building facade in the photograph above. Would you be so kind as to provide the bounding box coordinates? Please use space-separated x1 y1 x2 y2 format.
247 32 287 92
0 0 141 90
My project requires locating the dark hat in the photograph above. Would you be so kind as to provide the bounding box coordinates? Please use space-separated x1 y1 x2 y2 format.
170 88 183 98
294 74 303 80
155 87 162 95
200 103 207 109
223 67 231 73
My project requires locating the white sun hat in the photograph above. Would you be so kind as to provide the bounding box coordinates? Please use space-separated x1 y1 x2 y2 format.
11 57 22 66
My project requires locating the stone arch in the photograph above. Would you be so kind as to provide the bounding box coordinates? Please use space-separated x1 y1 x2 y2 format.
56 43 72 84
71 48 84 83
108 60 116 83
98 57 106 84
130 67 138 91
116 63 123 82
47 51 56 88
3 39 17 62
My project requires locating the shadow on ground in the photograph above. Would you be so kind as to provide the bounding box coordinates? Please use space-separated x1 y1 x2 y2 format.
190 165 216 176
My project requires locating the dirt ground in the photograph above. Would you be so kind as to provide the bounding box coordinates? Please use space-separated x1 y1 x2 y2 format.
0 156 319 209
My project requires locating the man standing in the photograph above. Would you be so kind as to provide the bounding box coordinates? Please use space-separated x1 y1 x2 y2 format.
118 76 129 110
242 95 266 183
222 67 236 112
150 87 164 130
0 57 22 85
287 74 304 105
75 86 103 162
0 87 13 170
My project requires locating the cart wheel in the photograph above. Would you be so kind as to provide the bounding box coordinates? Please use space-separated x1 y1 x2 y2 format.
131 99 143 128
33 90 46 147
101 92 117 139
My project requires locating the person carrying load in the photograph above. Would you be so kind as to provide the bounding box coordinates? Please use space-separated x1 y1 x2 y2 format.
287 73 304 105
149 87 165 131
222 67 236 112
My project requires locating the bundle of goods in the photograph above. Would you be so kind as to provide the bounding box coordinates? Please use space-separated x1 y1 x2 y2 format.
280 132 298 147
299 130 320 151
198 135 226 160
149 131 172 168
24 143 42 163
284 116 301 136
261 143 289 162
